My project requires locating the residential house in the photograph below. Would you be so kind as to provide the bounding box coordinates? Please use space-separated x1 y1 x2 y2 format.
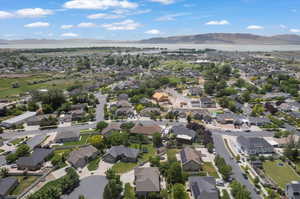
54 130 80 143
236 136 274 155
140 108 161 117
170 125 196 143
67 145 98 168
0 177 19 199
152 92 169 103
248 117 271 126
188 176 219 199
200 97 216 108
1 111 37 128
101 123 121 136
180 147 202 172
118 93 129 101
17 148 54 171
70 109 85 121
25 134 47 150
286 181 300 199
134 167 160 197
103 145 139 163
130 122 162 136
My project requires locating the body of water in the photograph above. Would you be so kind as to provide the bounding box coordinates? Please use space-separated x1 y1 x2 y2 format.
1 42 300 52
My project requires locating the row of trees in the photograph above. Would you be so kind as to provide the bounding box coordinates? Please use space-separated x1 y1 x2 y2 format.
214 155 232 181
28 167 79 199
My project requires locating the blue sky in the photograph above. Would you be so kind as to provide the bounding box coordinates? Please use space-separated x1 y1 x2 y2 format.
0 0 299 40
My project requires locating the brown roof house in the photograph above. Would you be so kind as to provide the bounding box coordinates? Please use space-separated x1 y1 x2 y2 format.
152 92 169 103
67 145 98 168
180 147 202 172
0 177 19 199
134 167 161 197
130 122 162 136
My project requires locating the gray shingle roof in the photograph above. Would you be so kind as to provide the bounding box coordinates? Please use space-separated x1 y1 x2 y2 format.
17 148 53 168
135 167 160 192
0 177 18 196
237 136 272 151
171 125 196 138
188 176 219 199
106 146 139 159
26 134 47 150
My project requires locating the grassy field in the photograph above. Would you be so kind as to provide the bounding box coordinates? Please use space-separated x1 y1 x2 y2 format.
112 144 156 174
87 157 101 171
62 135 90 146
202 162 219 178
263 160 300 188
11 176 39 195
0 74 75 99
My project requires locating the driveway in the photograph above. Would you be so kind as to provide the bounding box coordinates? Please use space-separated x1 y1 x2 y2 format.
62 175 107 199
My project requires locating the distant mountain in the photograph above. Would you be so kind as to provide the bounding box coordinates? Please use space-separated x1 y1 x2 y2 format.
139 33 300 45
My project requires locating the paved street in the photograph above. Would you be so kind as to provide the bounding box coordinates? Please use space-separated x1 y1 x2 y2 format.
95 92 106 122
213 134 262 199
62 175 108 199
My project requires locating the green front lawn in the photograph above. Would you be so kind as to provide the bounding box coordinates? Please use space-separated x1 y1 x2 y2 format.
202 162 219 178
87 157 101 171
62 135 90 146
112 144 156 174
11 176 39 195
11 138 25 145
263 160 300 189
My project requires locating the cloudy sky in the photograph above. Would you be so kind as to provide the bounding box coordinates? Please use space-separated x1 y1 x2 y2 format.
0 0 299 40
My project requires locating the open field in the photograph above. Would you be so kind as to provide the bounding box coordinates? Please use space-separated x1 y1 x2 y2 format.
0 73 75 99
263 160 300 189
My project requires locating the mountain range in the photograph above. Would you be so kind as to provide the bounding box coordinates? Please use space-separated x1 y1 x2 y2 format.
139 33 300 45
1 33 300 45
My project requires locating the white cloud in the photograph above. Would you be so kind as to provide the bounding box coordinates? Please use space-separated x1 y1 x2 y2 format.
0 11 14 19
77 22 97 28
63 0 138 10
279 24 287 29
205 20 229 25
87 13 123 19
150 0 174 5
16 8 53 18
247 25 264 30
102 19 141 30
145 29 161 35
61 32 79 37
61 25 74 29
290 29 300 33
24 22 50 28
112 9 151 15
156 13 188 21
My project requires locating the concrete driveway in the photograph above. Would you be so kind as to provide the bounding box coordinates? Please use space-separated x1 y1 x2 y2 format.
62 175 108 199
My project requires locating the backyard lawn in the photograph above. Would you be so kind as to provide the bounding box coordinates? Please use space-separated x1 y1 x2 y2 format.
11 176 39 195
263 160 300 189
202 162 219 178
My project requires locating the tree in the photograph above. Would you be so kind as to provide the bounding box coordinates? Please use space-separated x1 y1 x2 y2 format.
96 121 108 132
124 183 136 199
167 162 185 184
149 156 160 167
42 104 54 114
28 101 39 111
173 184 189 199
79 195 85 199
0 127 3 134
88 135 105 150
103 169 123 199
152 132 162 148
230 180 251 199
187 114 192 123
0 167 8 178
6 153 18 163
16 144 30 157
120 122 135 130
135 104 144 113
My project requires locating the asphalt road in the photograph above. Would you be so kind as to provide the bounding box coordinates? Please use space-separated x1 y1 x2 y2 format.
213 133 262 199
95 92 106 122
